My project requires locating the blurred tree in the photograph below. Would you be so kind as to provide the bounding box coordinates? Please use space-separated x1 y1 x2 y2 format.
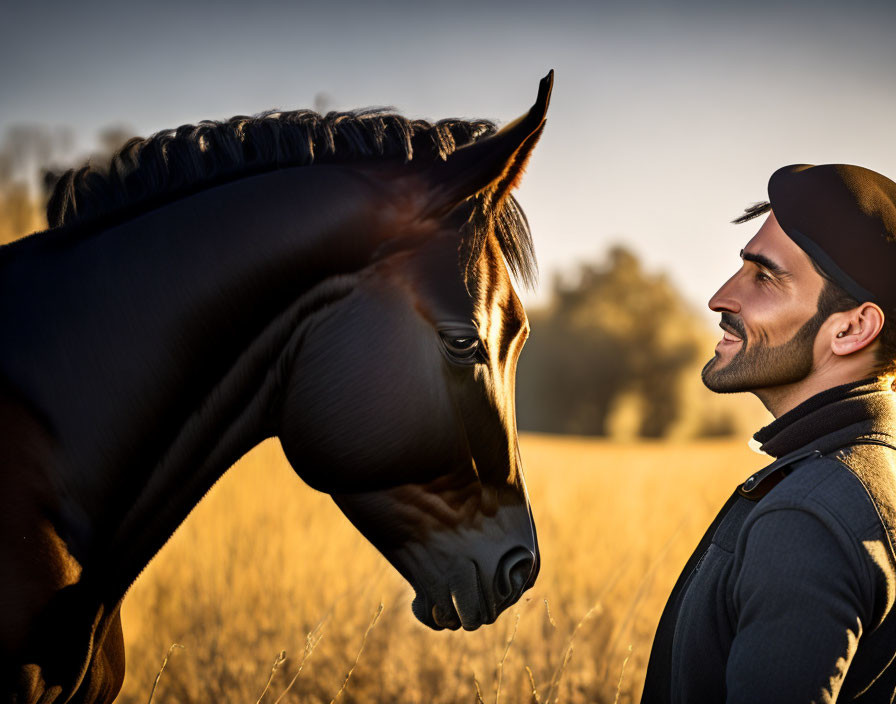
0 123 133 245
516 246 708 438
0 182 39 242
313 92 336 114
0 124 75 243
1 125 74 189
95 125 136 162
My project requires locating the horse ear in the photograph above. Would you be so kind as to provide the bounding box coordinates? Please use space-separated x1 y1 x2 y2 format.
422 70 553 217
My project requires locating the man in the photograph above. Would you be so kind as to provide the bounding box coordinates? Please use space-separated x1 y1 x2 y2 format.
641 164 896 703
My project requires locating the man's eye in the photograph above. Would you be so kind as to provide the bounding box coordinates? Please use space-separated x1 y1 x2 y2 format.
755 271 772 283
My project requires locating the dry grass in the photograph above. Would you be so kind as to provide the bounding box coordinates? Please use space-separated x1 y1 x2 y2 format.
117 434 766 704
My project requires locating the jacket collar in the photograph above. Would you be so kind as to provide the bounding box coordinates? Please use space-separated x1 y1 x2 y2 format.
738 378 896 500
754 377 896 459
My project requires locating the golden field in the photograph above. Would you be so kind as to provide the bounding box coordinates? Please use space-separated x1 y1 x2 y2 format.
117 435 768 704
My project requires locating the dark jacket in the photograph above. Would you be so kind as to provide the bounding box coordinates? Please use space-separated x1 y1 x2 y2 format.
642 379 896 703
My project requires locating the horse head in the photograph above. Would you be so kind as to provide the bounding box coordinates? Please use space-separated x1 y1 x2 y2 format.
278 72 552 630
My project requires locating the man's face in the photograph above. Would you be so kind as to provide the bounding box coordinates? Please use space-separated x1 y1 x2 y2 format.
702 211 828 394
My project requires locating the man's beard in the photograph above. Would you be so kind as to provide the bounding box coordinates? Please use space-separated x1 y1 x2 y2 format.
701 308 827 393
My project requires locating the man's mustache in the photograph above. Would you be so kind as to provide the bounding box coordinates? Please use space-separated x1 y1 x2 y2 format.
720 312 747 342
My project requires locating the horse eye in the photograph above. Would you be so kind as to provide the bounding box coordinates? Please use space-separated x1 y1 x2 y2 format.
440 334 481 360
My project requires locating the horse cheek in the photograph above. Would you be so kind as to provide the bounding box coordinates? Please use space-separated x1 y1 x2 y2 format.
276 325 458 493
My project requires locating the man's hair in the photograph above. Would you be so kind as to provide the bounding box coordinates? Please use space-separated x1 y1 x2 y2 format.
734 201 896 376
814 267 896 376
731 201 772 225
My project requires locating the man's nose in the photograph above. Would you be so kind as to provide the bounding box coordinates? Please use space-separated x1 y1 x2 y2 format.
708 275 740 314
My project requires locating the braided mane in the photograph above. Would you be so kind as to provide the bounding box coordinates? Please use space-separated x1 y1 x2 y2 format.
45 108 536 286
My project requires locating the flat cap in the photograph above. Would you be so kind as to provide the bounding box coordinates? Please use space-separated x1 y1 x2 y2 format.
769 163 896 310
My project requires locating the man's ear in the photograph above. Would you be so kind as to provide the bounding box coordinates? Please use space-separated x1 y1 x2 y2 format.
830 303 885 356
419 70 553 218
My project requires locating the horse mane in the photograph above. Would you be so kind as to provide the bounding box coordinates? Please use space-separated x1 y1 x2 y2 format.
45 108 536 287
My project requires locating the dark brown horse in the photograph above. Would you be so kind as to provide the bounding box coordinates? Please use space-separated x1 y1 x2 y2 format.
0 72 553 703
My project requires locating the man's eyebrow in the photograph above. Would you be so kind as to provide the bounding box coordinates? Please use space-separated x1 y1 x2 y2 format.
739 249 788 276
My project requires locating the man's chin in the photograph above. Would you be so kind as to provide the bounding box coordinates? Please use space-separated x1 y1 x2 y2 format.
701 355 746 393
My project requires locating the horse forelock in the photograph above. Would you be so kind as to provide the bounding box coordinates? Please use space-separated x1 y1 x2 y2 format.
460 194 536 294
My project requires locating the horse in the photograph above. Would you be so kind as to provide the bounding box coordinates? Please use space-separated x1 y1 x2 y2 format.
0 71 553 703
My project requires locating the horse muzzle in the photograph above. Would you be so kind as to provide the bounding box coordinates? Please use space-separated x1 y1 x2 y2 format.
389 499 539 631
409 541 538 631
331 484 539 631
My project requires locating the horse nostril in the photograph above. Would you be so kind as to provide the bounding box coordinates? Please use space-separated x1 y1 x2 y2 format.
495 546 536 604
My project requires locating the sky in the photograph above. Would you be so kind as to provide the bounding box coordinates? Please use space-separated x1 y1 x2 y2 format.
3 0 895 315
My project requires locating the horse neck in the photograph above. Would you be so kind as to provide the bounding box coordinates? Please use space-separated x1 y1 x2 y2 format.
104 272 359 598
1 164 386 599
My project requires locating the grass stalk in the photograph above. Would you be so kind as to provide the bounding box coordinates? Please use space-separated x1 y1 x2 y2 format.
545 602 603 704
472 670 486 704
495 611 521 704
601 520 687 681
255 650 287 704
328 602 384 704
613 645 633 704
273 621 326 704
525 665 543 704
147 643 183 704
